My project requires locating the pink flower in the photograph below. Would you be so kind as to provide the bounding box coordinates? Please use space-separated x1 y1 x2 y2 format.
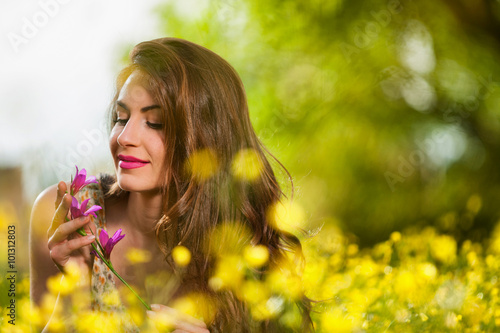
70 196 102 219
99 229 125 260
70 165 98 195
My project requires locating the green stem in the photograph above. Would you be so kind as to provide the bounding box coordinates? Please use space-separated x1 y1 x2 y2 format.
101 256 152 311
77 227 151 311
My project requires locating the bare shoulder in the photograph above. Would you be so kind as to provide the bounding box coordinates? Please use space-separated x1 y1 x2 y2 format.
31 184 57 233
30 182 70 233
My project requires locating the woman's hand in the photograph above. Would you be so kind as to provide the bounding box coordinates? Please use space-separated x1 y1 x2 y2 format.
47 181 95 272
147 304 209 333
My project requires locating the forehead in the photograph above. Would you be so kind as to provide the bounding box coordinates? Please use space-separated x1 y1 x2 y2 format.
117 71 155 105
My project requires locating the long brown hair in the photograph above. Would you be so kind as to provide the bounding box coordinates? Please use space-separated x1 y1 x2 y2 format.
107 37 312 332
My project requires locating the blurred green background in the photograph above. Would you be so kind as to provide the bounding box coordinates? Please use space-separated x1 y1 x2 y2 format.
143 0 500 246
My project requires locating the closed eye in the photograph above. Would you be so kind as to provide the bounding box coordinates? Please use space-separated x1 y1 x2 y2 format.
147 121 164 130
113 118 128 125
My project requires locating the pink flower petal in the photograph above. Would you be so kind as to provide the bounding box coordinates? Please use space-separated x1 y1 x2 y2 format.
80 198 91 212
85 205 102 218
70 196 81 219
99 229 109 248
110 229 125 243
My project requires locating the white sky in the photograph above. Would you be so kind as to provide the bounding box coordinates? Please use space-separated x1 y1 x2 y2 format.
0 0 166 198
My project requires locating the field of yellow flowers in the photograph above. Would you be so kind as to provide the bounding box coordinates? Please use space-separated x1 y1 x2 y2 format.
2 198 500 332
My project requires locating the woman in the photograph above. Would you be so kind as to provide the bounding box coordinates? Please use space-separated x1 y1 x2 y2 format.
30 37 312 332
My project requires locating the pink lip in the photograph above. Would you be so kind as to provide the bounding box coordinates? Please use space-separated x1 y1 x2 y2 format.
118 154 149 169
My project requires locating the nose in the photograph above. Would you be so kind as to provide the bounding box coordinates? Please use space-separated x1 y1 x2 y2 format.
116 118 140 147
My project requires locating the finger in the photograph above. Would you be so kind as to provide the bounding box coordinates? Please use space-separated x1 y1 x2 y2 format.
54 181 67 210
80 242 93 266
49 235 95 267
62 234 95 254
48 193 72 238
48 216 91 247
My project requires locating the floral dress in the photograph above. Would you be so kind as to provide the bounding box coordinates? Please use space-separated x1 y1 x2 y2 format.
77 178 139 332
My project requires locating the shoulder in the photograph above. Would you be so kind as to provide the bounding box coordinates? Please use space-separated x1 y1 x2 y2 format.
30 182 69 231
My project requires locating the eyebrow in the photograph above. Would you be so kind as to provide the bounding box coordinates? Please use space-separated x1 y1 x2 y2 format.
116 100 161 113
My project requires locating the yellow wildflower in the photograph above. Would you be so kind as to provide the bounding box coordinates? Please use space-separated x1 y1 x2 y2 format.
231 148 264 181
430 234 457 265
186 148 218 181
172 245 191 267
267 199 306 234
126 248 152 264
243 244 269 268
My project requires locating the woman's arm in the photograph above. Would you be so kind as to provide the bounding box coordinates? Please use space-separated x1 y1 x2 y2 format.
29 181 96 331
29 183 60 304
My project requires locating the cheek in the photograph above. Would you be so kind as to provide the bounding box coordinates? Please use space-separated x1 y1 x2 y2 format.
151 138 166 164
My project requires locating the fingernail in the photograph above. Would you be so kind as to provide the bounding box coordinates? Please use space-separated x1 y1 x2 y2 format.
87 235 95 241
151 304 160 311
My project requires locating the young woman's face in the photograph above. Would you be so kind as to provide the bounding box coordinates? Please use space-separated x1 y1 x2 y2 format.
109 71 166 193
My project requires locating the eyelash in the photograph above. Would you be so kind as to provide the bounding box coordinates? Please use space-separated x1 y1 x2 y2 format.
113 118 164 130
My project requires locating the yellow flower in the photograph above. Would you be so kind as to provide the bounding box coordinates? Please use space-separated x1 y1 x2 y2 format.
267 269 302 300
240 280 270 304
46 316 66 333
418 262 437 281
303 257 328 298
249 297 282 321
102 290 122 307
74 311 123 332
18 299 42 328
231 148 264 181
209 221 252 257
186 148 218 182
467 251 478 267
126 248 152 264
173 293 215 324
172 296 197 318
267 199 306 234
172 245 191 267
47 274 75 296
148 310 175 332
209 255 245 291
394 270 416 298
243 244 269 268
430 234 457 265
321 308 354 333
390 231 402 243
347 243 359 256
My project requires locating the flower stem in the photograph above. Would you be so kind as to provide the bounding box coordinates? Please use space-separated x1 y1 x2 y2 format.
101 257 152 311
77 227 151 310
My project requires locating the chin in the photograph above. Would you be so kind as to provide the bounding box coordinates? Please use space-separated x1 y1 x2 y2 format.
116 176 160 194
